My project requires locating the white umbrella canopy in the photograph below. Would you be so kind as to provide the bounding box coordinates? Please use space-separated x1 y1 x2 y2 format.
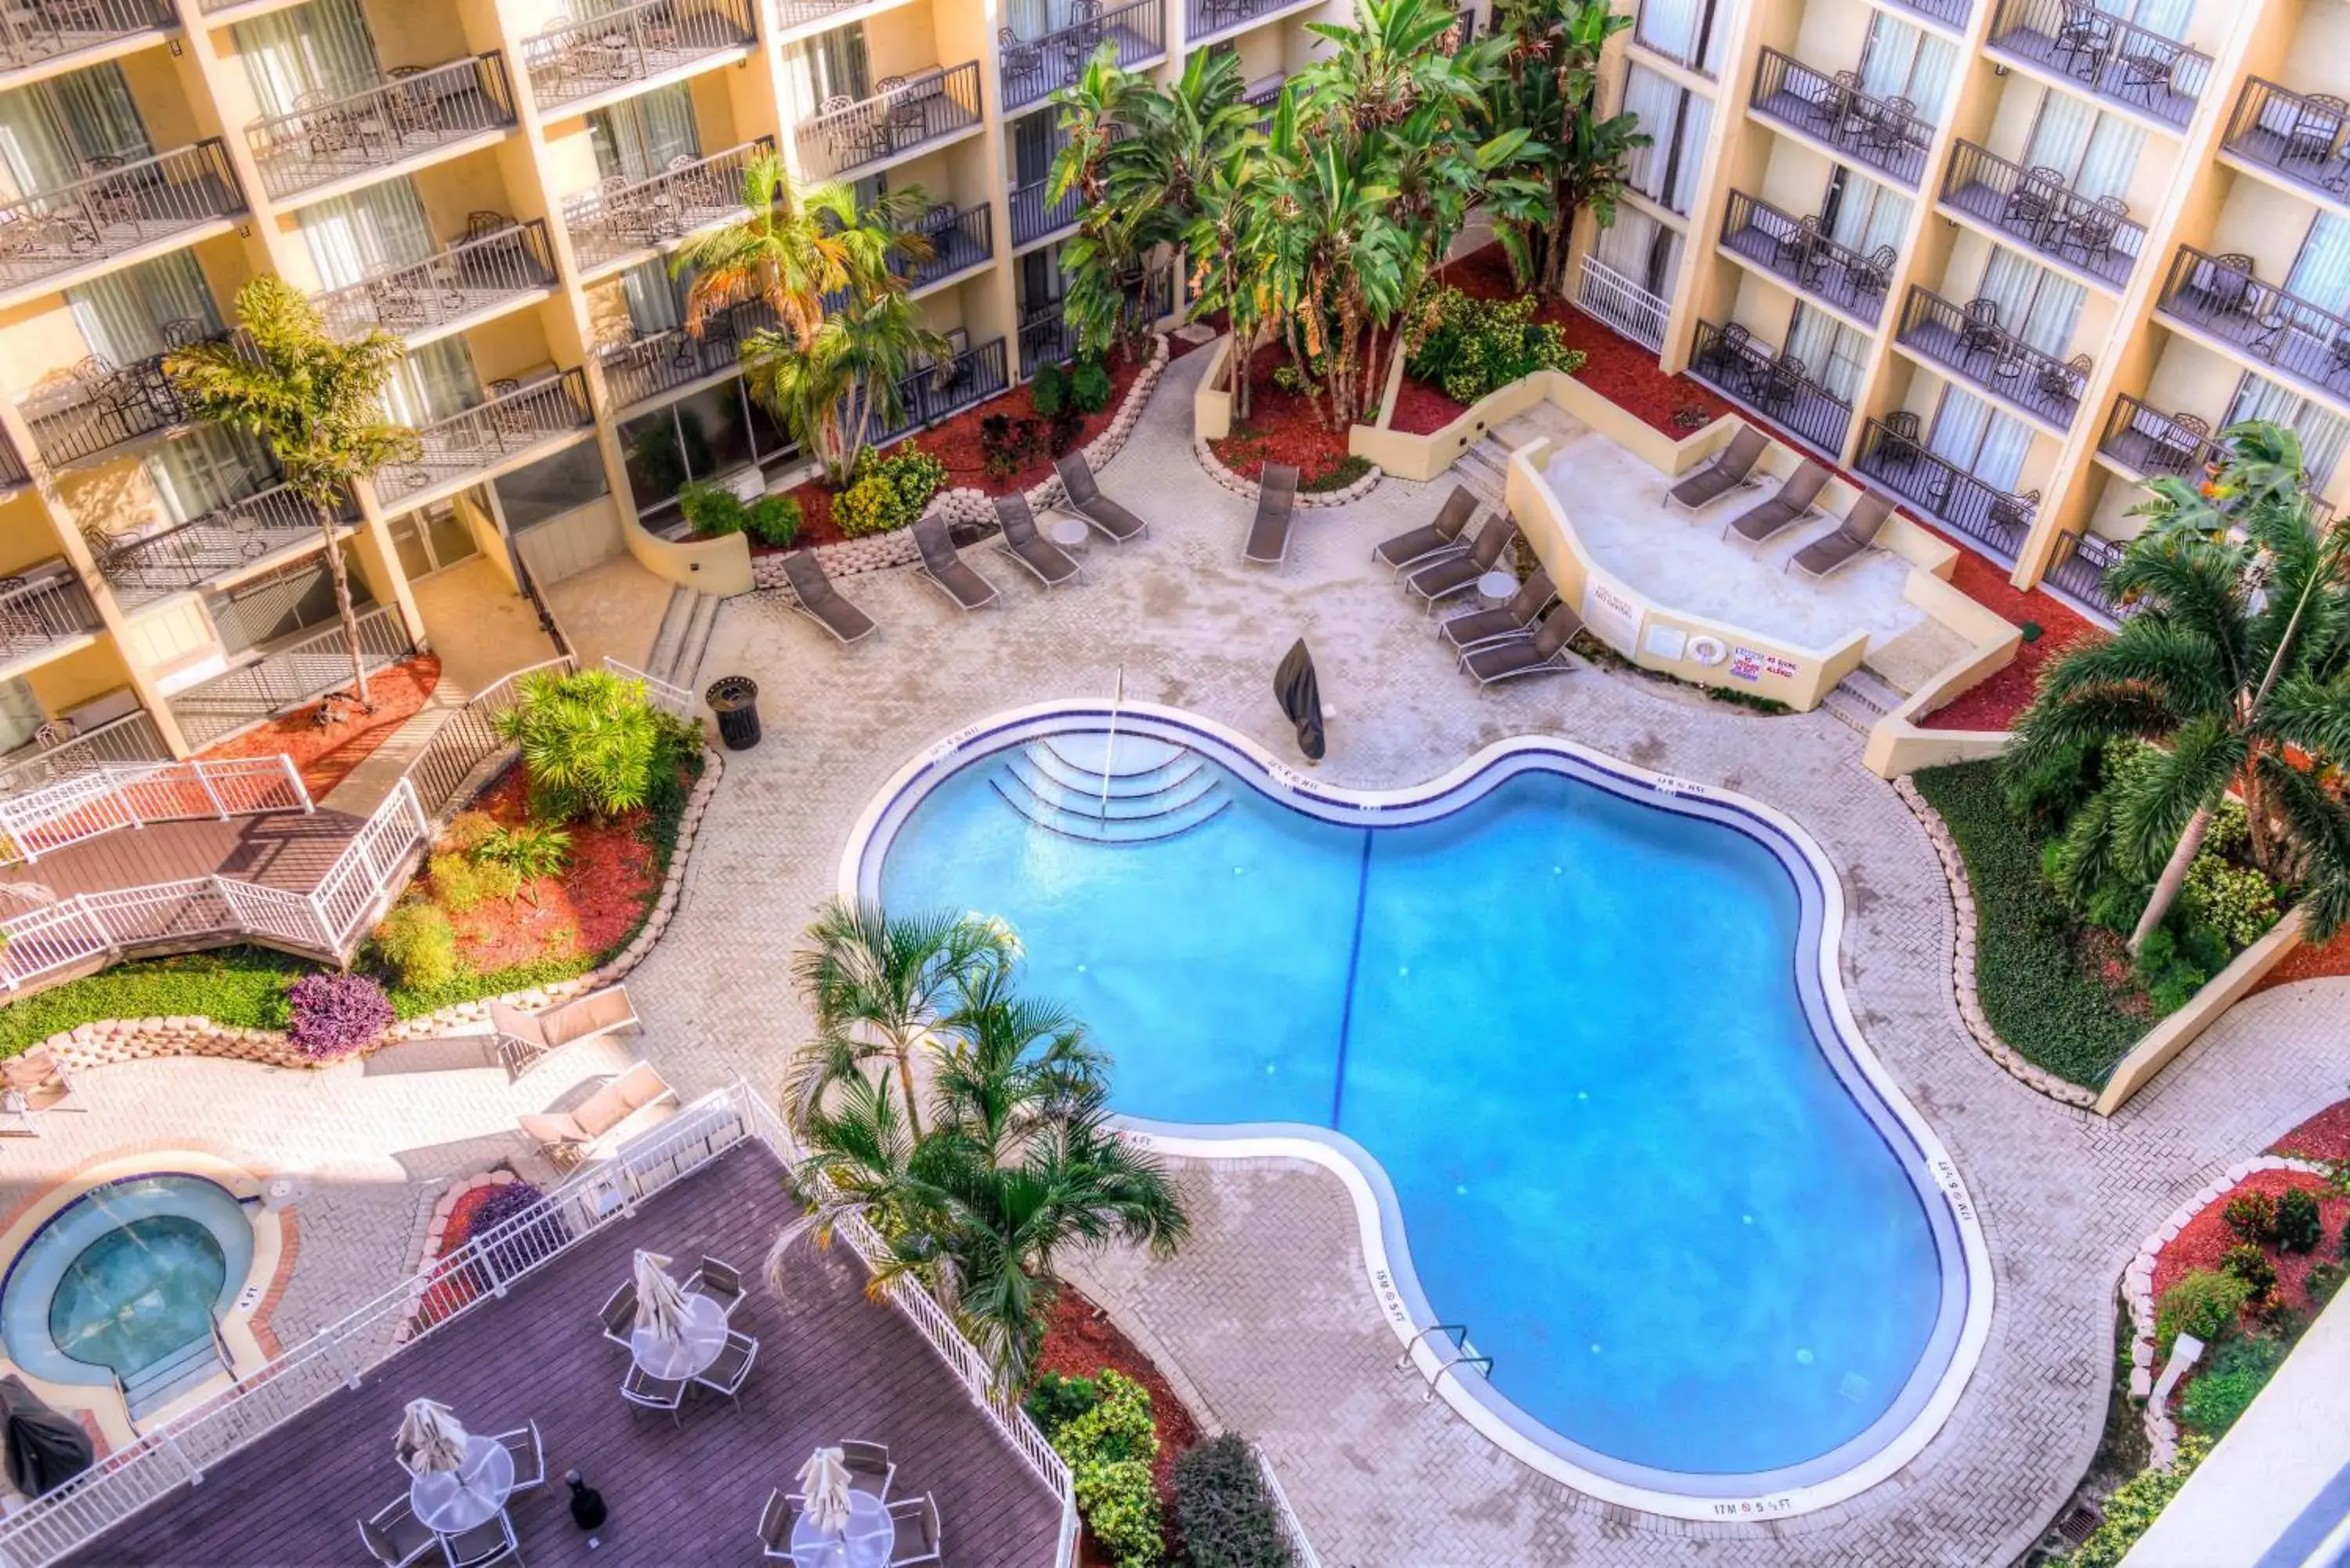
632 1250 691 1342
797 1447 853 1534
394 1399 468 1479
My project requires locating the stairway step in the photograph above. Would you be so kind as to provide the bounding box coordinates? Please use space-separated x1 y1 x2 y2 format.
1033 732 1185 781
122 1339 226 1422
1003 757 1219 820
991 777 1230 845
672 591 720 690
645 586 694 685
1017 742 1201 798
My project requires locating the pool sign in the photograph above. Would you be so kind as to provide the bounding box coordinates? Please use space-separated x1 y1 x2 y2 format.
1582 580 1643 654
1728 646 1802 684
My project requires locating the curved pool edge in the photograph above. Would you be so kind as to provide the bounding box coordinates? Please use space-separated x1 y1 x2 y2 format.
839 700 1994 1523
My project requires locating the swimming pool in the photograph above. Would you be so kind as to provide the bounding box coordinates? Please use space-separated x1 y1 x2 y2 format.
851 705 1989 1519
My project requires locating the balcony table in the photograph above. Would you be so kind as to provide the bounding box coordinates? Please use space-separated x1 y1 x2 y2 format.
409 1433 515 1535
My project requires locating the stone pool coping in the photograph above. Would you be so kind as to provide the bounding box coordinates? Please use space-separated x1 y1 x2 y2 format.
833 698 1996 1522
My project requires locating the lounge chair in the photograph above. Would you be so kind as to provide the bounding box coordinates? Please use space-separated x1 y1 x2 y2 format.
1404 516 1518 612
0 1049 72 1136
693 1331 758 1409
912 515 1002 610
1460 610 1580 686
1667 423 1770 510
758 1490 798 1560
487 982 638 1080
1788 490 1896 577
357 1498 436 1568
1244 463 1300 566
1438 569 1560 652
888 1494 944 1566
519 1062 678 1172
1372 486 1479 573
1053 452 1148 542
689 1255 747 1317
992 494 1081 587
598 1283 636 1347
1723 459 1831 544
779 551 877 645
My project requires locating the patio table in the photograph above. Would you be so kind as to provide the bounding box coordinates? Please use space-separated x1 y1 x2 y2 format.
1047 515 1090 553
630 1291 728 1380
1476 569 1517 608
789 1489 891 1568
409 1432 515 1535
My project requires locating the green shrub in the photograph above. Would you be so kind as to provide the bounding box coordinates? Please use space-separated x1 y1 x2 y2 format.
1405 287 1585 405
2000 732 2104 833
473 822 572 881
372 903 461 992
0 948 301 1052
428 852 484 914
471 859 522 903
2178 1335 2286 1437
494 668 673 823
443 811 497 854
1068 358 1113 414
1044 1371 1162 1568
1172 1433 1295 1568
2221 1242 2278 1299
1030 359 1068 417
745 493 801 547
2182 853 2279 950
2307 1259 2346 1305
1298 455 1374 493
1023 1371 1100 1436
833 446 949 537
1270 363 1307 396
2155 1269 2249 1355
2054 1436 2211 1567
2132 922 2228 1016
2223 1190 2280 1245
675 481 802 548
2277 1187 2323 1254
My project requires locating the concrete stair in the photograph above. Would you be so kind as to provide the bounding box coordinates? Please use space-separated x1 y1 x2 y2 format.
1452 437 1513 508
645 587 719 691
1821 669 1906 735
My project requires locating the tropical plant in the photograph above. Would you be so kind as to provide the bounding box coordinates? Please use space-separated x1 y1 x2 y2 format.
2154 1268 2249 1354
1481 0 1646 291
372 901 459 991
165 277 419 710
2005 420 2350 953
472 822 573 882
285 973 393 1061
2053 1436 2211 1568
676 480 801 547
1172 1433 1298 1568
830 446 947 537
741 290 948 487
1048 1370 1164 1568
493 668 675 823
2276 1186 2323 1253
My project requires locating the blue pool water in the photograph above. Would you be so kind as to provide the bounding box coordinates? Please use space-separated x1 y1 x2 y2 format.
873 723 1958 1490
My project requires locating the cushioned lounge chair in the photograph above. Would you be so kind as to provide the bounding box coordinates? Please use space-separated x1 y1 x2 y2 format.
487 982 637 1079
1724 459 1831 544
913 515 1002 610
1372 485 1478 573
1788 490 1896 577
1053 452 1148 542
1437 569 1558 652
1667 423 1770 510
1244 463 1299 566
780 551 878 645
992 493 1080 587
1460 610 1580 686
519 1062 678 1172
1405 516 1517 612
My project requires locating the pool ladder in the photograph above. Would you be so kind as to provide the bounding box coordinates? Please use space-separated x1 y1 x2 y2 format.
1396 1323 1494 1403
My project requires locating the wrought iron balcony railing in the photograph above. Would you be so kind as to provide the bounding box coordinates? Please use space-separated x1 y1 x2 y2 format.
0 142 245 297
311 219 556 339
374 370 594 500
2155 244 2350 414
522 0 757 110
1001 0 1166 114
1854 416 2037 562
1940 140 2144 290
1010 172 1080 249
1748 45 1931 188
0 0 172 73
1186 0 1315 44
563 138 768 272
1882 0 1974 26
248 55 518 202
1686 320 1856 459
1986 0 2211 130
1717 190 1893 324
169 604 411 748
0 565 99 670
794 60 982 181
874 337 1009 443
2097 392 2218 478
94 486 357 609
20 327 248 470
0 710 168 793
773 0 865 27
0 425 29 494
906 202 992 290
2222 78 2350 210
1018 300 1076 371
597 296 776 410
1894 285 2090 429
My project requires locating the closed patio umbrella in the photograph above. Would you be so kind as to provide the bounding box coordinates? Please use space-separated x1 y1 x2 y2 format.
0 1375 92 1498
393 1398 468 1479
632 1250 691 1343
1274 638 1325 763
797 1446 853 1534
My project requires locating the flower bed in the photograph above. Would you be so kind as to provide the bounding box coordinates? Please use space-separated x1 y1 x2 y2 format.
2150 1168 2344 1323
197 653 441 798
436 766 661 975
2274 1098 2350 1162
1034 1288 1202 1522
1206 352 1372 489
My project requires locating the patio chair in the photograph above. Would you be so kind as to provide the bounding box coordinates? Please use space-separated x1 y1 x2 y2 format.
1788 490 1896 578
2288 94 2348 166
888 1494 944 1566
1404 515 1517 612
1371 485 1478 573
0 1048 73 1117
912 514 1002 611
2149 410 2208 473
2054 0 2113 78
693 1330 758 1409
1459 608 1582 688
358 1498 436 1568
758 1490 798 1559
841 1440 898 1501
1242 462 1299 566
517 1060 678 1172
2037 352 2092 406
439 1512 519 1568
1989 487 2041 545
1958 297 2004 361
992 493 1081 587
1723 459 1830 544
487 982 637 1078
1666 423 1770 510
779 550 878 646
689 1255 747 1317
1850 243 1896 301
1052 452 1148 542
598 1282 636 1347
492 1422 546 1494
622 1364 686 1426
1438 569 1556 653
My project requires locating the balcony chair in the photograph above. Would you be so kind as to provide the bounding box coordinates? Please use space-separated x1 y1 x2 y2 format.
1806 70 1858 140
2054 1 2113 80
2188 252 2258 319
1866 95 1917 157
2149 410 2208 473
1000 26 1043 98
2119 38 2182 110
1957 297 2004 363
2287 94 2348 168
1850 244 1896 300
2061 196 2128 269
1988 487 2040 545
2036 352 2092 406
2004 165 2067 240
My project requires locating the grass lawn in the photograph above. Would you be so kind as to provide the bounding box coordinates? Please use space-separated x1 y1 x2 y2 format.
1911 760 2153 1088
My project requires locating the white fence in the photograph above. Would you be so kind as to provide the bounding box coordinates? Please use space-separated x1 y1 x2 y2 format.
1575 254 1671 352
0 754 310 867
0 1085 1079 1568
1253 1442 1323 1567
602 656 698 723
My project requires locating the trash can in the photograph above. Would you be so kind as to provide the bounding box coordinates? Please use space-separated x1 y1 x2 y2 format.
705 676 761 751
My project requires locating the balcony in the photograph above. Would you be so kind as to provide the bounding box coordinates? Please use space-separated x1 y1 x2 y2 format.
0 426 29 497
906 201 993 290
563 139 768 273
1940 141 2145 290
1985 0 2211 131
0 708 168 793
1748 47 1931 189
0 563 99 672
520 0 757 111
20 330 241 470
0 0 172 74
1010 171 1079 250
1883 0 1974 26
877 336 1009 443
1001 0 1166 114
1893 285 2089 430
168 602 411 748
794 61 982 181
1854 416 2038 561
2042 529 2128 619
2097 392 2218 479
1186 0 1316 44
247 55 518 203
1573 255 1668 352
1717 190 1893 325
374 370 594 501
311 219 555 340
2155 245 2350 414
2222 79 2350 209
1686 320 1855 459
93 485 356 609
1019 299 1075 370
0 142 244 299
597 296 776 410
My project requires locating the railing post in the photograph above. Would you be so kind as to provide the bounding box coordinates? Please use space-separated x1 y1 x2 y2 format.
281 752 314 813
193 761 230 821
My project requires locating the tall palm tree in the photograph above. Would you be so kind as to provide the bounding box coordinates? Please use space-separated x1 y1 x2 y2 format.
741 290 948 487
1484 0 1644 291
165 277 418 710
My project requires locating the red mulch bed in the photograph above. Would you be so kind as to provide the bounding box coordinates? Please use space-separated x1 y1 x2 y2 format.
2152 1168 2346 1323
434 767 661 972
2254 922 2350 992
1208 352 1363 486
1035 1287 1203 1563
197 654 440 800
1915 547 2098 732
1390 374 1470 436
2272 1099 2350 1162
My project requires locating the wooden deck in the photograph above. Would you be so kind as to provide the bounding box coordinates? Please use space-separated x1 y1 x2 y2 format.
67 1145 1066 1568
0 810 365 901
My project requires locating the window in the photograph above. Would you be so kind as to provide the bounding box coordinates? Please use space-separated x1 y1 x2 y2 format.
783 23 870 116
0 678 42 756
298 179 434 289
232 0 382 121
2120 0 2196 41
1620 63 1711 216
66 251 219 363
1929 385 2034 491
0 63 152 198
1859 14 1959 121
206 558 370 655
1633 0 1726 74
385 337 483 428
147 426 276 526
2226 372 2349 490
1590 205 1681 305
588 83 700 183
2020 91 2147 205
1976 245 2086 356
2285 212 2350 315
1822 168 1912 257
1786 305 1868 404
618 258 683 336
496 443 612 530
619 381 800 525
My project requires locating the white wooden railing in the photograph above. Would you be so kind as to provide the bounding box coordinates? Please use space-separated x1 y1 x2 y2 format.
0 1084 1079 1568
0 754 311 868
1574 254 1670 352
602 656 697 722
1253 1442 1323 1567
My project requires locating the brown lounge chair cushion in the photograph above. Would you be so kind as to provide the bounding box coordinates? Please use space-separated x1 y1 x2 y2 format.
1439 568 1556 649
1668 424 1770 509
993 494 1080 587
1373 486 1478 569
1054 453 1147 541
1791 492 1896 577
1462 607 1582 685
913 515 1000 609
780 551 877 644
1407 517 1518 605
1244 463 1300 565
1726 460 1831 543
519 1063 674 1148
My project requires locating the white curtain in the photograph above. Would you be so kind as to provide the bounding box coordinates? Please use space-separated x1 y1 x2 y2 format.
1826 172 1911 256
2229 372 2350 488
1591 206 1680 302
67 252 219 364
1977 246 2085 356
1620 64 1684 209
233 0 382 121
2022 92 2146 203
2285 212 2350 314
0 66 150 198
0 677 42 755
1634 0 1703 65
298 179 433 288
782 25 870 117
589 84 700 182
1859 16 1958 119
1931 387 2034 490
386 336 481 426
2126 0 2196 41
620 258 680 334
1786 305 1867 403
148 426 273 524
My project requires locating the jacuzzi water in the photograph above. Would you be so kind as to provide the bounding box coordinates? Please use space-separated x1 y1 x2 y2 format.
2 1175 254 1389
866 717 1971 1499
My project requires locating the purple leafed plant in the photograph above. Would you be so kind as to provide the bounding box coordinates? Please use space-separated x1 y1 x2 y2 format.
286 973 394 1061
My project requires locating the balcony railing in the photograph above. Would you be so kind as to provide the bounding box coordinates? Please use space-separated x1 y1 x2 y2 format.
564 138 768 272
0 427 28 494
1019 299 1076 370
1883 0 1974 26
521 0 757 110
1010 172 1080 248
0 565 99 668
0 710 168 794
1854 416 2037 561
1186 0 1314 42
1748 46 1931 188
248 55 518 202
1686 320 1855 459
20 329 245 470
94 486 356 609
875 337 1010 443
906 201 992 290
0 0 172 73
597 296 776 410
168 604 413 749
2223 79 2350 210
2098 392 2219 478
1986 0 2211 130
1574 255 1668 351
1894 285 2090 429
312 220 556 339
374 370 594 500
2156 245 2350 413
774 0 865 27
0 142 245 297
1002 0 1166 114
1717 190 1894 324
1940 141 2145 290
794 60 982 181
2044 529 2128 619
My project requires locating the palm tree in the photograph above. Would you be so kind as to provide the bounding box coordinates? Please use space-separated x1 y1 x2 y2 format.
165 276 418 710
2008 421 2350 951
741 290 948 487
1484 0 1645 291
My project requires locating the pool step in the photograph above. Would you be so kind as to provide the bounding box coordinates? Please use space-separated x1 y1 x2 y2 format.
993 782 1231 845
1011 744 1205 801
1032 732 1186 782
1000 756 1220 822
121 1336 226 1424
